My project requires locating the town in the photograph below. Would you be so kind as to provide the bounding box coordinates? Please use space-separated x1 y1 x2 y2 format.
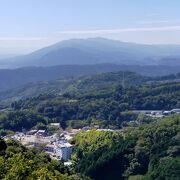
3 123 76 163
134 108 180 118
2 108 180 164
2 123 118 164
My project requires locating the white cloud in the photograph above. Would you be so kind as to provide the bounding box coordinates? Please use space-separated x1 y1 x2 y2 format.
138 20 180 24
0 37 47 41
56 26 180 34
146 13 160 17
138 20 170 24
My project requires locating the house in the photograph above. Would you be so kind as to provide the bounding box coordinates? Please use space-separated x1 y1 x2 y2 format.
49 123 60 128
36 130 47 136
82 126 91 131
171 109 180 114
133 110 163 115
151 111 163 115
163 111 172 115
27 130 37 135
45 144 55 153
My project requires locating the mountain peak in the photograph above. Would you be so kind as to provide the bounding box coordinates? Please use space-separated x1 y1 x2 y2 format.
1 38 180 69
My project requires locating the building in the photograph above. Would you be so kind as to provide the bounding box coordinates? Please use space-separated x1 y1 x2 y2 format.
163 111 172 115
36 130 47 136
45 144 55 153
133 110 163 115
49 123 60 128
171 109 180 114
6 129 74 162
82 126 91 131
56 143 73 162
27 130 37 135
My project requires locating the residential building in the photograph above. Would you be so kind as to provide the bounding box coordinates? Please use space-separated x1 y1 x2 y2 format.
56 143 73 162
36 130 47 136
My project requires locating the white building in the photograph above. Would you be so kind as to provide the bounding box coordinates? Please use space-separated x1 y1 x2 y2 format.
163 111 172 115
171 109 180 114
55 143 73 162
36 130 47 136
49 123 60 127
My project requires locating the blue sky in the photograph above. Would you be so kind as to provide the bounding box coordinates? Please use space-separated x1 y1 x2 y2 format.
0 0 180 54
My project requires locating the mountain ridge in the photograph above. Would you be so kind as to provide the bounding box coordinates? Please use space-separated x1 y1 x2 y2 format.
1 38 180 68
0 64 180 93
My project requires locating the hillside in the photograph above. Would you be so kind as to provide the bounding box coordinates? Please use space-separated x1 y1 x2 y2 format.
72 115 180 180
0 64 180 92
1 71 180 105
0 71 179 134
0 71 149 104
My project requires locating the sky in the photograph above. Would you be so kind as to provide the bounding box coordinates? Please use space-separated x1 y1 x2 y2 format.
0 0 180 54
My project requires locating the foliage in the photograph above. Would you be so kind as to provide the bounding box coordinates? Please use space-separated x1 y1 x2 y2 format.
0 138 87 180
72 115 180 180
1 71 180 132
0 110 47 135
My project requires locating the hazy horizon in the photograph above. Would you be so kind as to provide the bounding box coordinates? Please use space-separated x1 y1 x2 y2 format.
1 37 180 57
1 0 180 54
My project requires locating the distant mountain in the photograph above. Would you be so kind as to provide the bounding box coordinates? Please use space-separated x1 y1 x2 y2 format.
1 38 180 68
0 54 19 59
1 38 180 94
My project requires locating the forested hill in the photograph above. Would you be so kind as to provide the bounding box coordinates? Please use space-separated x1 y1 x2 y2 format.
1 71 180 104
0 79 179 134
64 71 150 94
0 64 180 92
72 115 180 180
0 71 151 103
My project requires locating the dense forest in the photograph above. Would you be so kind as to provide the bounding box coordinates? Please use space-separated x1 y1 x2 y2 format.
0 71 180 135
0 71 180 103
72 115 180 180
0 138 89 179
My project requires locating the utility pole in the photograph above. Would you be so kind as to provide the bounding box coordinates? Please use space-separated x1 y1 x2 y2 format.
122 72 125 89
